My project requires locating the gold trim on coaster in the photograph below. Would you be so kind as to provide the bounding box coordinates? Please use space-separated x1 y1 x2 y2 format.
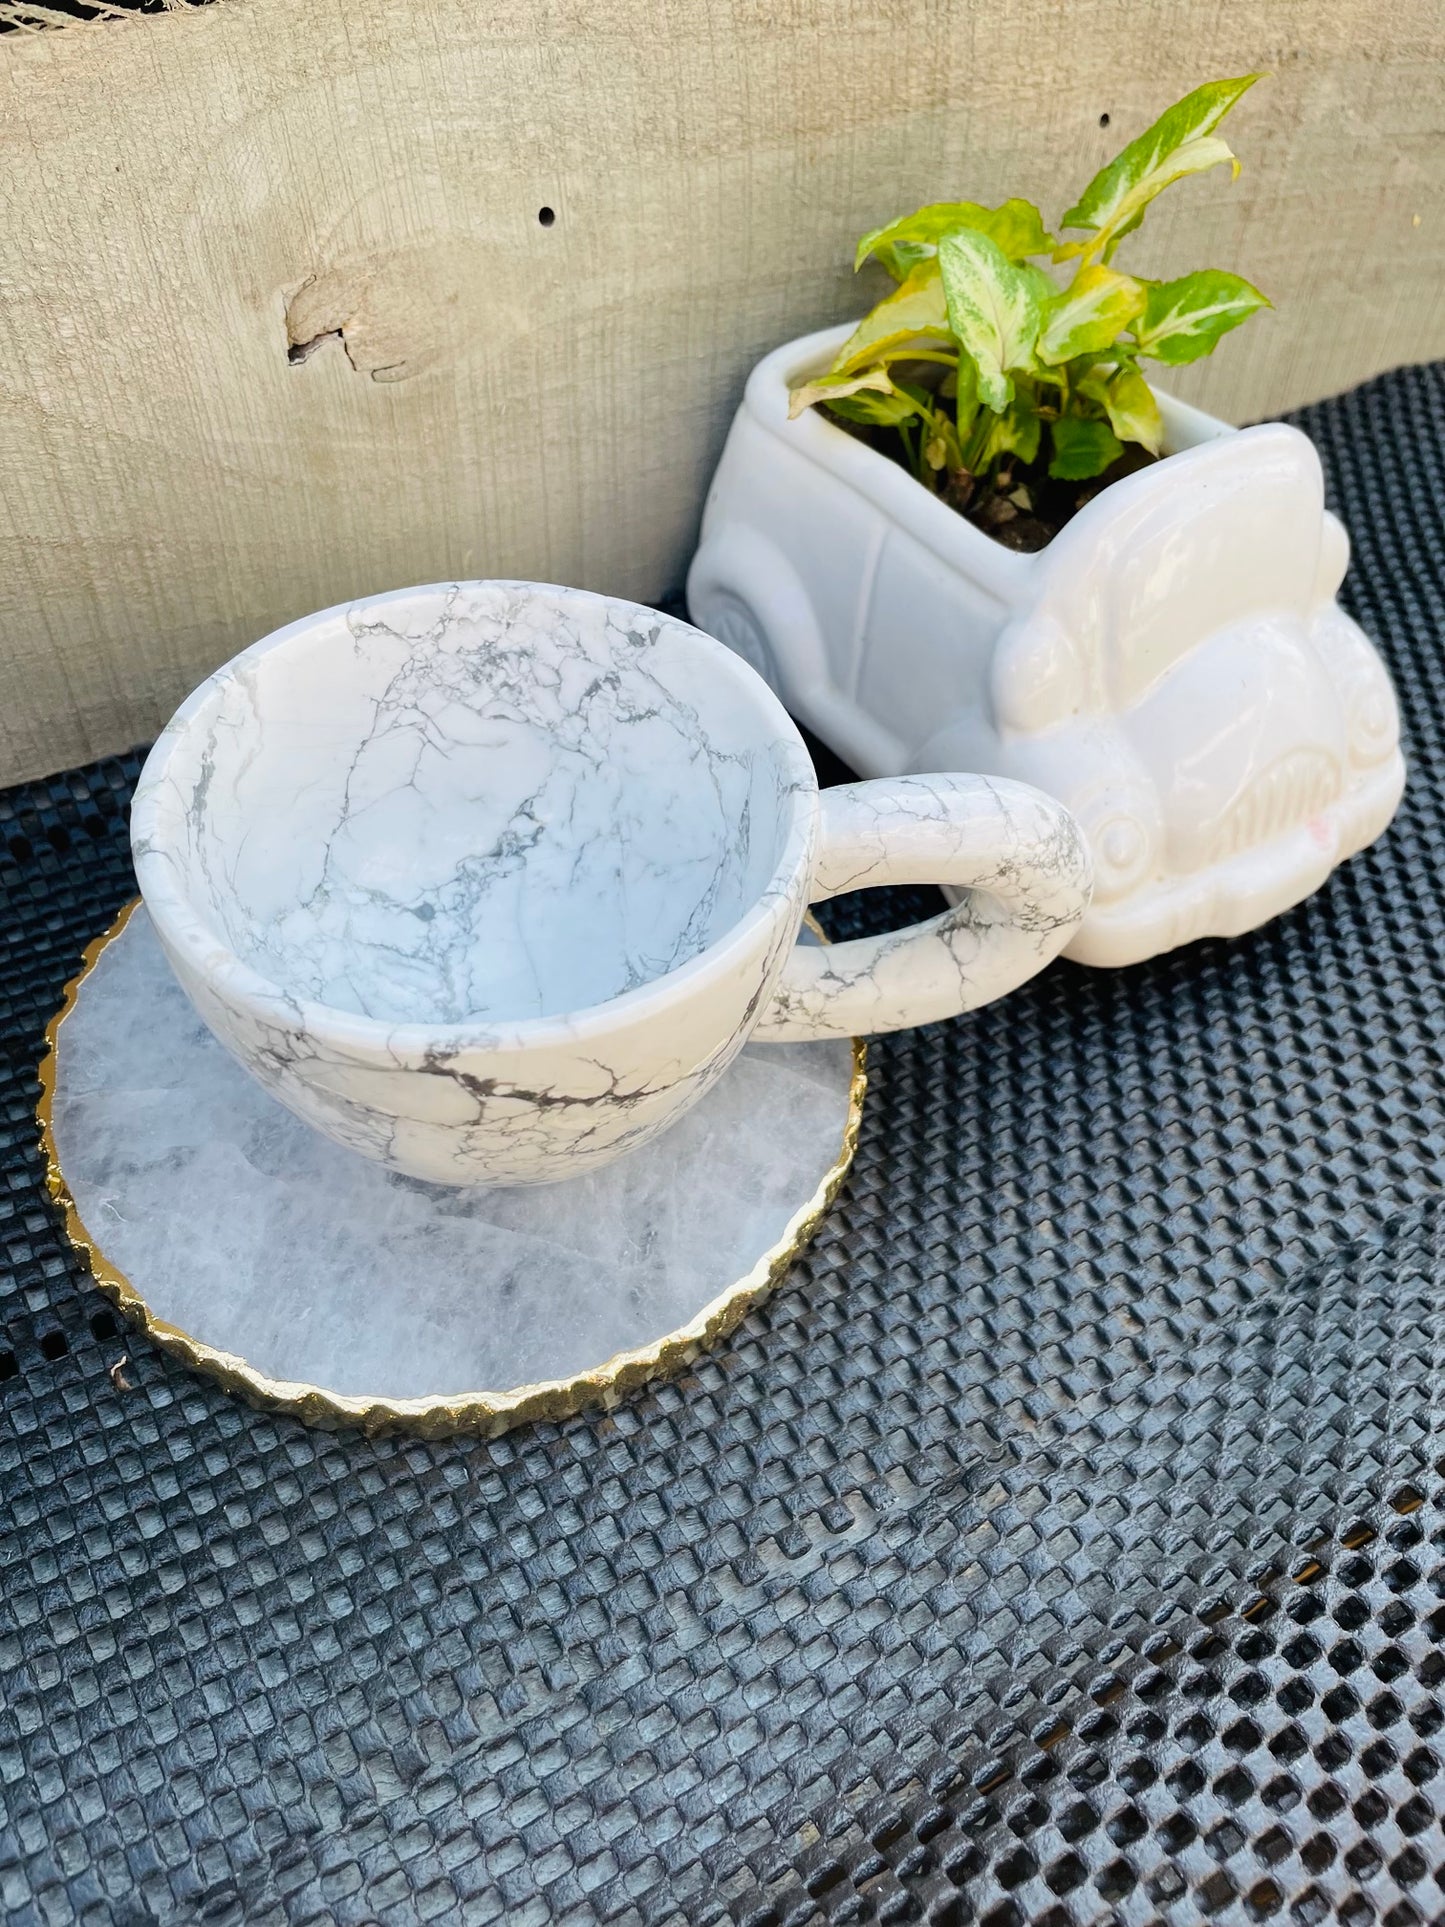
37 898 866 1439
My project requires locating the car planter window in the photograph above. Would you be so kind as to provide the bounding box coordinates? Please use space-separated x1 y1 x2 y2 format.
689 76 1405 968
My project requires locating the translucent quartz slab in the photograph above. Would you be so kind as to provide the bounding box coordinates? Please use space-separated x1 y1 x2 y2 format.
48 909 857 1404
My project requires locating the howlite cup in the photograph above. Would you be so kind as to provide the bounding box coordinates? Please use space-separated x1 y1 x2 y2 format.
132 582 1091 1185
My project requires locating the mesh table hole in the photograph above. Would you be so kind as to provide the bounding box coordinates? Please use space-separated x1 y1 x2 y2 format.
1245 1878 1286 1919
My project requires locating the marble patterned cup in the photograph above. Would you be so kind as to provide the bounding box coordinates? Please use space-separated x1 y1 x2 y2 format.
131 582 1092 1186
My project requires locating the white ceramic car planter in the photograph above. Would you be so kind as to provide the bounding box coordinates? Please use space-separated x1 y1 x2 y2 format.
689 322 1406 968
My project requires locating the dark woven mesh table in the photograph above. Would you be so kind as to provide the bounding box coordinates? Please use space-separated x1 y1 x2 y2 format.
4 364 1445 1927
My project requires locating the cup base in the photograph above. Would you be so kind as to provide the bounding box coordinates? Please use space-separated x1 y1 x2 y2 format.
39 904 865 1436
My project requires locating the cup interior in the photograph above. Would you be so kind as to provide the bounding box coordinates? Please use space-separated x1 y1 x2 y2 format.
142 584 812 1027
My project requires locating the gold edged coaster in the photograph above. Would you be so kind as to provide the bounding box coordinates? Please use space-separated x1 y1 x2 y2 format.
38 900 865 1438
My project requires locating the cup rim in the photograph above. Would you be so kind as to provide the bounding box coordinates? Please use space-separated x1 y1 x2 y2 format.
131 580 820 1061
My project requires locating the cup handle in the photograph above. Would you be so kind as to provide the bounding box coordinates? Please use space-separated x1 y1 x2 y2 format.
756 774 1093 1041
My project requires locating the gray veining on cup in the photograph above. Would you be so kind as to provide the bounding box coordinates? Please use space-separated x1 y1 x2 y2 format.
133 581 1090 1185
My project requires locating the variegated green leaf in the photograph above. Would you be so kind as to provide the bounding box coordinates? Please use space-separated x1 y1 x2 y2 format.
970 199 1056 262
1078 363 1164 453
979 388 1042 467
1036 265 1146 366
1049 414 1123 479
788 366 899 420
1020 262 1062 307
872 237 934 282
1133 269 1271 364
922 406 965 472
856 198 1054 272
944 353 980 439
830 260 953 375
937 229 1047 413
1059 75 1261 258
823 386 930 428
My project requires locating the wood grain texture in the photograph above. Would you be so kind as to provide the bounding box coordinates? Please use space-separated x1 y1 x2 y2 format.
1 0 1442 782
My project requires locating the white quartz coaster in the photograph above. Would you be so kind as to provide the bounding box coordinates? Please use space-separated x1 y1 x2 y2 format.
44 906 861 1429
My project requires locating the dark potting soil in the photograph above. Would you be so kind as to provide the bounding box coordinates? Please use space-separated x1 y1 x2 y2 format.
828 411 1160 552
950 441 1160 551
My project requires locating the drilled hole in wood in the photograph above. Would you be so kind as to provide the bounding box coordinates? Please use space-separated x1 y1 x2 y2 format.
537 205 557 227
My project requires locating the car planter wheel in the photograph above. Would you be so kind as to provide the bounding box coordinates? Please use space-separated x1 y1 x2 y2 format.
688 321 1405 968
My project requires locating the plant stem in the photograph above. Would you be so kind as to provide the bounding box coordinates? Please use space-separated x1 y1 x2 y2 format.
880 351 963 369
961 409 995 475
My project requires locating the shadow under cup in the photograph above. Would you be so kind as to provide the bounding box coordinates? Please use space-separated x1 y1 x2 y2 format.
146 583 817 1032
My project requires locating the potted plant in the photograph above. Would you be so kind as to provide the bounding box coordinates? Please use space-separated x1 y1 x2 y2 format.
688 78 1404 968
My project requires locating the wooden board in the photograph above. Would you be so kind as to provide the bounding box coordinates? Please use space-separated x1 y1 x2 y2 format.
1 0 1442 782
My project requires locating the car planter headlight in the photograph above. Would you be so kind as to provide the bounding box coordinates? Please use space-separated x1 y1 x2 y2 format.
1089 812 1155 899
